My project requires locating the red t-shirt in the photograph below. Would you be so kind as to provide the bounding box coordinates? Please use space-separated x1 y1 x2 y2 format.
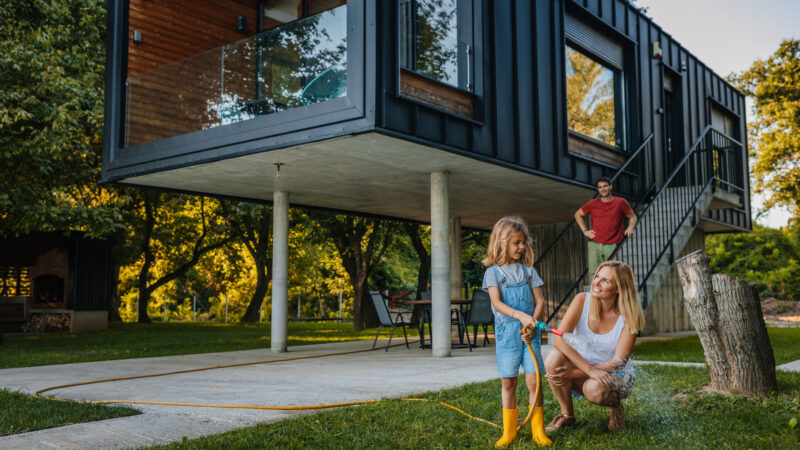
580 197 633 245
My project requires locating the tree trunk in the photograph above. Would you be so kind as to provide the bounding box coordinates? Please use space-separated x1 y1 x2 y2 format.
107 262 122 322
712 273 777 394
350 275 378 331
405 223 430 299
241 260 269 322
676 250 777 396
676 251 729 390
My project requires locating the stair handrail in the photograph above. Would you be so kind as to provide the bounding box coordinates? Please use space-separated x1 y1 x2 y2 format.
535 133 654 323
534 133 655 263
616 126 745 307
609 133 655 184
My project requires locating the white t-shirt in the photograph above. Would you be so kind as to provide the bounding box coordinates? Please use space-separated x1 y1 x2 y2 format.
482 263 544 291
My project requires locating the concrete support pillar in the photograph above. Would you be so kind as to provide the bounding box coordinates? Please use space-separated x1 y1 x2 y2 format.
450 217 462 300
431 171 451 357
271 191 289 353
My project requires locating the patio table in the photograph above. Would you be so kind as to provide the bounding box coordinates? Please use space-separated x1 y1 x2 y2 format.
398 299 472 349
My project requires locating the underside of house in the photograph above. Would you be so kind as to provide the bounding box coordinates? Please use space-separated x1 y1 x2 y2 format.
103 0 751 350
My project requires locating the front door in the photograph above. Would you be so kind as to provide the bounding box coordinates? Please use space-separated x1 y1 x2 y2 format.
663 73 684 184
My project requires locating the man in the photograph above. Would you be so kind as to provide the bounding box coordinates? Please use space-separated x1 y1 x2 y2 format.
575 177 636 276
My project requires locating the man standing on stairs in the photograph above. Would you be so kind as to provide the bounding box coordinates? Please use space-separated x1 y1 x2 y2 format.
575 177 637 276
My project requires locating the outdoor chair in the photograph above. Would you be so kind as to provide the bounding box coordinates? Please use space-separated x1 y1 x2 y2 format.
369 290 413 351
465 289 494 347
417 291 472 351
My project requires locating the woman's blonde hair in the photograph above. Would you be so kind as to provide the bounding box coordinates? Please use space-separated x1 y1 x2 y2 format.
589 261 645 334
483 216 535 267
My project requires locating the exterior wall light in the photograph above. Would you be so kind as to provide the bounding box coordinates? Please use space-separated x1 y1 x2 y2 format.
237 16 247 34
133 30 142 43
652 41 662 59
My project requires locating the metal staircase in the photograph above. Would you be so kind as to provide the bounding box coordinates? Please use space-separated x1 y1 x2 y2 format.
535 126 745 323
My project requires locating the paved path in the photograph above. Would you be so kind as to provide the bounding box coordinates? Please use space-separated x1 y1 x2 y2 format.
2 337 798 449
0 339 501 449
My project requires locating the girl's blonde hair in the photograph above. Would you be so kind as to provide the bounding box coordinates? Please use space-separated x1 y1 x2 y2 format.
589 261 645 334
483 216 535 267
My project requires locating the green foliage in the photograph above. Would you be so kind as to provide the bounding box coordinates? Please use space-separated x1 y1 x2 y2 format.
0 0 124 237
632 327 800 365
0 388 138 436
706 224 800 300
156 366 800 449
732 39 800 221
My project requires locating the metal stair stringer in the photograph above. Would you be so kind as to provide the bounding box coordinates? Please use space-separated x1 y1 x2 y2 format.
618 184 738 308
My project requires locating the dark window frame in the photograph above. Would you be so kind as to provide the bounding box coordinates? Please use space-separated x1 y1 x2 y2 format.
397 0 476 95
103 0 371 181
564 40 628 153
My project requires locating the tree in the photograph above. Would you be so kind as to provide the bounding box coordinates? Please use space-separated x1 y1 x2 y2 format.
732 39 800 221
0 0 124 238
404 223 431 298
221 202 273 322
310 212 397 330
676 251 777 396
706 224 800 301
127 192 232 323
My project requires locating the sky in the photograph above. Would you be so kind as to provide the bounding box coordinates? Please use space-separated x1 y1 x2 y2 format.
636 0 800 228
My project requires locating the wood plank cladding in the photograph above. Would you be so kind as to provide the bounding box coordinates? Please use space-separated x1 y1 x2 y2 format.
128 0 258 77
126 0 258 146
568 132 625 168
399 69 474 118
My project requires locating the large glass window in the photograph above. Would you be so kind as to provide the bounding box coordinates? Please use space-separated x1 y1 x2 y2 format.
565 45 626 149
125 2 347 147
400 0 471 91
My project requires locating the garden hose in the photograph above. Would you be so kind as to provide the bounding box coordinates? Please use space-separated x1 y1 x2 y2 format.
34 323 561 433
516 321 562 431
33 339 502 430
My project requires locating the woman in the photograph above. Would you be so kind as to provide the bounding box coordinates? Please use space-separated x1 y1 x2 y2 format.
544 261 645 431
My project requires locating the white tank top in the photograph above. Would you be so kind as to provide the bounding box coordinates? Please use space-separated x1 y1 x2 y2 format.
573 294 633 374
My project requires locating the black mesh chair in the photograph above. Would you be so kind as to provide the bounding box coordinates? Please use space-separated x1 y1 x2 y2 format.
465 289 494 347
370 290 413 351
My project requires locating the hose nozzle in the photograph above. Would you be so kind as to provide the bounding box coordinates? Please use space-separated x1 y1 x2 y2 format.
533 320 562 336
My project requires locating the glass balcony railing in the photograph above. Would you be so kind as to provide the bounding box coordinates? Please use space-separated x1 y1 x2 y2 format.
125 5 347 147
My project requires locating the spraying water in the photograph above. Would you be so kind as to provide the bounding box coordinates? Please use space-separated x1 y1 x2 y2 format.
560 332 593 355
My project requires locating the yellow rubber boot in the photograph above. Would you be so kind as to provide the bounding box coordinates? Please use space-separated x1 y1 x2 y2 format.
529 406 553 446
495 407 519 447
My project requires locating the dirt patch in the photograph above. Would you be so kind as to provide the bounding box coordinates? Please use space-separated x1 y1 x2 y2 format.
761 297 800 327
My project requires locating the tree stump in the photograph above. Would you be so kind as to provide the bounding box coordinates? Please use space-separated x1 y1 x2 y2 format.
676 250 777 396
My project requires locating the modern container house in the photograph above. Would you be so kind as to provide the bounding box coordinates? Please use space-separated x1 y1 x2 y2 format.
103 0 750 355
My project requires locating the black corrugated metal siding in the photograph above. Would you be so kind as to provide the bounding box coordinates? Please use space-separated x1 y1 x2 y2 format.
375 0 750 231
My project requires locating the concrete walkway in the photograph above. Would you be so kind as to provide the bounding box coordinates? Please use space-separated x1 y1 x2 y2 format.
2 336 798 449
0 339 501 449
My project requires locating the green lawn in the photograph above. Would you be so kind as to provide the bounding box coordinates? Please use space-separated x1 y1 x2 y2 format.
0 389 138 437
152 365 800 449
632 327 800 364
0 321 418 369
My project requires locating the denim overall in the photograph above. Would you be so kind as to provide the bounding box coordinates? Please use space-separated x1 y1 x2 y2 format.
491 266 545 378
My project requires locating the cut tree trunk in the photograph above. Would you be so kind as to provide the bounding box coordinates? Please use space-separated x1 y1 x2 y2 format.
712 273 777 394
676 250 777 396
675 251 730 391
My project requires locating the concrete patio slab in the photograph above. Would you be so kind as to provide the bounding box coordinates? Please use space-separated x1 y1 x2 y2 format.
0 339 506 449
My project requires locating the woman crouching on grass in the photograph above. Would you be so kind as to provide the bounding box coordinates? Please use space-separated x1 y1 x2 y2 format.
544 261 644 431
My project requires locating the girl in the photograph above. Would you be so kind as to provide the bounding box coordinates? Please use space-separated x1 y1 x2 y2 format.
482 216 551 447
544 261 645 432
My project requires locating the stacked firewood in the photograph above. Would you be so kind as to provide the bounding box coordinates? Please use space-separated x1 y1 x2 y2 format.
21 313 71 333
